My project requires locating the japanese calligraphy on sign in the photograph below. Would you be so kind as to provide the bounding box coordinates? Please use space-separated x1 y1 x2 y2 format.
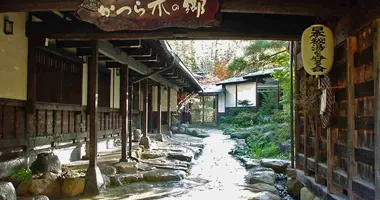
310 27 326 72
301 24 334 76
77 0 220 31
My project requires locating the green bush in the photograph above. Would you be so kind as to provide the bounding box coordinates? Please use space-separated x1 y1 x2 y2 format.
10 168 32 182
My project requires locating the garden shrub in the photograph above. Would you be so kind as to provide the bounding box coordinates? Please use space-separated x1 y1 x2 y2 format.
10 168 32 182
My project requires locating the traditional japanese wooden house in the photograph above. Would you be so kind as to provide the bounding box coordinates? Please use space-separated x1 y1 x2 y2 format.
1 0 380 198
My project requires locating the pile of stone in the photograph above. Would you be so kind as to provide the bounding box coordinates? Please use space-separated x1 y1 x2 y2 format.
170 123 209 138
234 155 309 200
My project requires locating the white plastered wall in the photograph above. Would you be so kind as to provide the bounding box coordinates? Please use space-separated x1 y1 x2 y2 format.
0 13 28 100
109 69 120 108
170 88 177 111
82 63 88 105
218 93 225 112
237 82 256 107
225 84 236 107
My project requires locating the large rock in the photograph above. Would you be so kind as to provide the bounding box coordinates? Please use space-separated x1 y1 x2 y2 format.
18 195 49 200
137 163 156 172
236 156 260 169
230 131 251 139
133 129 142 142
248 183 279 195
287 168 297 178
263 131 275 141
260 159 290 173
17 179 60 198
248 191 281 200
0 182 16 200
300 187 315 200
141 151 167 159
165 131 173 138
167 151 193 162
246 168 276 185
61 178 85 197
110 174 144 186
278 140 291 153
102 174 111 186
30 153 61 174
170 126 179 133
287 178 303 199
143 170 186 182
139 136 151 149
115 162 138 174
99 165 117 176
40 172 59 180
155 133 164 142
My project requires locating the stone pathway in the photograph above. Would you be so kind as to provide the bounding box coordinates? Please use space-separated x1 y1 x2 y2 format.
65 127 289 199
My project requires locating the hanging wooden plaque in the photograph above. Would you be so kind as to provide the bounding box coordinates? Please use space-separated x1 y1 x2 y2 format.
77 0 220 31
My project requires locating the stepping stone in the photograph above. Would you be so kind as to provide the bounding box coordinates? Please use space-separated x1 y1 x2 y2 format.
141 151 167 159
143 170 186 182
260 159 290 173
115 162 138 174
110 174 144 186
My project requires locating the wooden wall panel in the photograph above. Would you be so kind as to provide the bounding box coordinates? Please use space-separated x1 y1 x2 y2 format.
3 106 15 139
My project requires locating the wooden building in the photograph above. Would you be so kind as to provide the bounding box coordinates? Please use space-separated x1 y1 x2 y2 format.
1 0 380 198
214 67 282 123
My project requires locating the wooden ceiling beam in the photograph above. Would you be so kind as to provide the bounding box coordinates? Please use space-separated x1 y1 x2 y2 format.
110 40 142 48
97 40 178 90
26 13 314 41
1 0 346 16
220 0 347 16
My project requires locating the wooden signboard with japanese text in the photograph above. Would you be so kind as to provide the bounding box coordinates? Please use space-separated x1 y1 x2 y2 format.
77 0 220 31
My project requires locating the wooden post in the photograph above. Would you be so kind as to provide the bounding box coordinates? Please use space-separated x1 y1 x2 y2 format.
129 84 133 157
120 66 129 162
303 72 310 176
157 84 162 134
215 95 219 124
347 36 357 199
290 41 295 169
294 42 301 169
167 87 171 128
372 19 380 200
202 94 205 124
142 79 148 137
84 40 104 194
327 128 342 194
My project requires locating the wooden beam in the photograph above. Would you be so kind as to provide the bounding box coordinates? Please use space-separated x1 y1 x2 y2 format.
26 13 314 40
220 0 347 16
120 66 128 162
373 19 380 200
157 84 162 134
128 48 152 58
1 0 346 16
97 40 178 90
132 66 173 84
347 36 357 199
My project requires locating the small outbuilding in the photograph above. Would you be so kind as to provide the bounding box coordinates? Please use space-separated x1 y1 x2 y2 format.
210 67 283 123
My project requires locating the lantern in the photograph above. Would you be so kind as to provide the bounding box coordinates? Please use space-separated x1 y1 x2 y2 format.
301 24 334 76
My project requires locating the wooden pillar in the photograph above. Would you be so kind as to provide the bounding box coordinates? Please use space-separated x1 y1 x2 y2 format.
215 95 219 124
157 84 162 134
202 95 205 124
294 42 301 169
303 71 310 176
129 84 134 157
167 87 171 128
148 85 153 132
142 79 148 137
120 66 129 162
347 36 357 199
84 40 104 194
373 19 380 200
